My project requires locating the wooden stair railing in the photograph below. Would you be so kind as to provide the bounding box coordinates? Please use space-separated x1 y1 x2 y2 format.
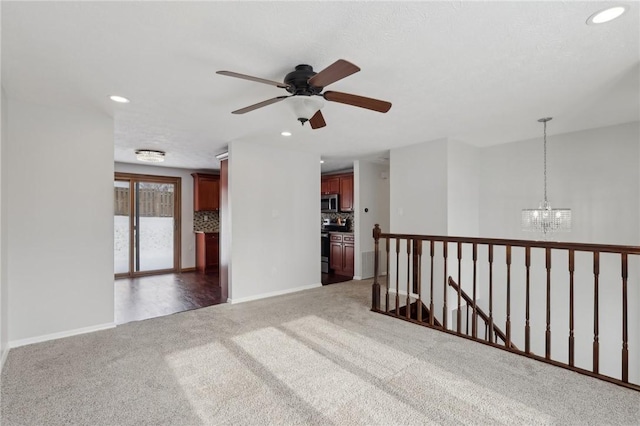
370 224 640 392
447 276 517 350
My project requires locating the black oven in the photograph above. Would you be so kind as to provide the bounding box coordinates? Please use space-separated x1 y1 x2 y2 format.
321 232 330 273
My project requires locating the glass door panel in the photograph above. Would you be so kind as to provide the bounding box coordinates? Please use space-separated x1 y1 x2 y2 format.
114 180 131 275
134 181 175 272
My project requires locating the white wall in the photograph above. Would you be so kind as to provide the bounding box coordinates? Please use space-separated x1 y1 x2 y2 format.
114 162 203 269
447 139 479 237
354 160 389 279
390 138 448 235
6 99 114 344
228 141 320 302
0 85 8 367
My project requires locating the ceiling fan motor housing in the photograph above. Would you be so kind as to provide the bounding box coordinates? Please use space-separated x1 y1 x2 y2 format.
284 65 323 95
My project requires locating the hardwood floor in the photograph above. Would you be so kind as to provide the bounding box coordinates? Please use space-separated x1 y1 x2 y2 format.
115 271 224 325
322 272 353 285
115 270 348 324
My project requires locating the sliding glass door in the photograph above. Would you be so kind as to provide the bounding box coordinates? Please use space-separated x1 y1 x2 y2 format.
114 173 181 277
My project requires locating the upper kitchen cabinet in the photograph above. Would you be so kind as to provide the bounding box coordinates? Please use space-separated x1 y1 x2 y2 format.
320 172 354 212
320 176 340 195
192 173 220 211
339 174 354 212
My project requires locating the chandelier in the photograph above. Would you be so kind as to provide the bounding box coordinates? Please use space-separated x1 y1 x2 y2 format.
521 117 571 237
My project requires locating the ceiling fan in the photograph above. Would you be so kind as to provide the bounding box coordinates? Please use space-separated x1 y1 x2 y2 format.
216 59 392 129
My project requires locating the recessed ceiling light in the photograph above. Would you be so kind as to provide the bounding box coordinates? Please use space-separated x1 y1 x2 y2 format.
281 131 292 137
110 95 130 103
587 5 628 25
320 160 325 164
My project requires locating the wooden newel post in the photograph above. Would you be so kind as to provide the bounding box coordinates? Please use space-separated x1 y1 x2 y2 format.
372 224 381 311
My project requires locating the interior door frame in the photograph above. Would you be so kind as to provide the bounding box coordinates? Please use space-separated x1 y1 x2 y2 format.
114 172 182 278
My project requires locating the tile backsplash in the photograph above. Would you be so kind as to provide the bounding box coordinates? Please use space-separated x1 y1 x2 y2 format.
194 211 219 232
321 212 355 231
195 211 352 233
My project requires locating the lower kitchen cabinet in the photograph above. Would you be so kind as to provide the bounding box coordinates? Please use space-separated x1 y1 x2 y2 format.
196 232 219 273
329 233 354 277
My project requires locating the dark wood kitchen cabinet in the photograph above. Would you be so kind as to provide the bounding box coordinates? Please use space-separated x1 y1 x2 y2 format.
321 176 340 195
329 233 354 277
192 173 220 211
196 232 219 273
339 174 354 212
320 172 354 212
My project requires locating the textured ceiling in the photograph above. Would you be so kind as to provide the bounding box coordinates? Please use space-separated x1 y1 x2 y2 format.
2 1 638 171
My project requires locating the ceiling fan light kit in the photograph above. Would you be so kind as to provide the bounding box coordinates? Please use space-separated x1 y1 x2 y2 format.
288 96 324 125
216 59 392 129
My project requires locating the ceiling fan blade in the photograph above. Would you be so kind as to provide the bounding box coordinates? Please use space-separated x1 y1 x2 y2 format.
309 110 327 129
323 91 392 113
231 96 289 114
216 70 290 89
308 59 360 88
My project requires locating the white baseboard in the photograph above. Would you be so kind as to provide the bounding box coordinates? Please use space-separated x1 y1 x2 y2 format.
389 288 410 297
229 283 322 304
0 347 9 373
354 273 387 280
8 322 116 349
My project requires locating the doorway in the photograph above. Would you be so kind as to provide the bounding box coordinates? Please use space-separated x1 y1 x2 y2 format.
114 173 181 278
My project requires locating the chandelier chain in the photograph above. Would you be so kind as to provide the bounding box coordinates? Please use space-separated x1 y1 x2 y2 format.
543 119 547 202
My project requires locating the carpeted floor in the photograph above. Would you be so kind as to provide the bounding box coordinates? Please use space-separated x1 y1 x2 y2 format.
2 279 639 425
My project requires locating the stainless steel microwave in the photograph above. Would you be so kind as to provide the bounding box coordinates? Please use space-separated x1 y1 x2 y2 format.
321 194 339 213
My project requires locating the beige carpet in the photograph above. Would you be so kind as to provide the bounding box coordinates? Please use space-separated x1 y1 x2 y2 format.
2 279 639 425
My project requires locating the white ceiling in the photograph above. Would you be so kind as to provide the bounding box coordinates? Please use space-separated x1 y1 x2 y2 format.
2 1 638 172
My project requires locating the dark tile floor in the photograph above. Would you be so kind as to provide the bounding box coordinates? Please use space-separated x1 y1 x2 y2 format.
115 271 223 325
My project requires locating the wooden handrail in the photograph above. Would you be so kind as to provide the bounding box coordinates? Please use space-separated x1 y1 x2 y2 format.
447 276 517 350
372 229 640 255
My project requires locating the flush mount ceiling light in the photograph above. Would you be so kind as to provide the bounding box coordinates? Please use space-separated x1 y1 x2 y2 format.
521 117 571 238
135 149 165 163
215 152 229 160
281 131 292 137
587 5 628 25
109 95 130 103
320 160 325 164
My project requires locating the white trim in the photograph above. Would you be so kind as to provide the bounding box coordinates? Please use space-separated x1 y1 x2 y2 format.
228 283 322 304
0 348 9 373
389 289 411 297
352 273 387 280
8 322 116 349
